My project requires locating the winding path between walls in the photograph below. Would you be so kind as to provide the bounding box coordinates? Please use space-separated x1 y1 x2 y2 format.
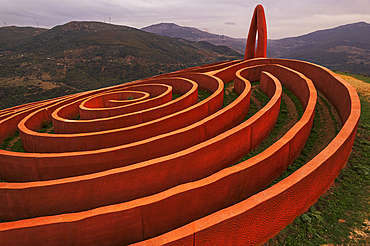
0 4 360 246
0 58 360 245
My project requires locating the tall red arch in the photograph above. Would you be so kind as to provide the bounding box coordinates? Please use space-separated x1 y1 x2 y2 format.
244 4 268 60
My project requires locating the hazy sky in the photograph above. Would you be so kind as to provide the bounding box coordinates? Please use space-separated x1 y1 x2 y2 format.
2 0 370 39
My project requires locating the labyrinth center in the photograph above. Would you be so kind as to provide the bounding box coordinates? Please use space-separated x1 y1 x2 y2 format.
0 5 360 246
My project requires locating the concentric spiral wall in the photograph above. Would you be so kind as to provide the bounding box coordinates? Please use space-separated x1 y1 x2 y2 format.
0 5 360 246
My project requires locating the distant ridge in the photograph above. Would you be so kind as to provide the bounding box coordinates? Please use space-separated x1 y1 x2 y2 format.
142 22 370 75
0 26 48 50
268 21 370 75
142 23 246 53
0 21 242 62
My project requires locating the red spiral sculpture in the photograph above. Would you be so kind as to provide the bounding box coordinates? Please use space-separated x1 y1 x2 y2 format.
0 5 360 246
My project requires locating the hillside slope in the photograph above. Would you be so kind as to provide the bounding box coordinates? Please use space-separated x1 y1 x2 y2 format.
268 22 370 75
142 23 246 53
0 21 242 109
143 22 370 75
0 26 48 51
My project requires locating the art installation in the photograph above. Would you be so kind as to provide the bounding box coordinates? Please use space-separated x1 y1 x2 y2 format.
0 4 360 246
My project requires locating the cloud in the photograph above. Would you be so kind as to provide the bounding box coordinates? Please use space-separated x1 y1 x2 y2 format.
1 0 369 39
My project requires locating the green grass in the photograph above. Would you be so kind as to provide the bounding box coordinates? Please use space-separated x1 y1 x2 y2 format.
0 131 25 153
37 121 54 134
236 85 301 163
268 92 325 188
9 138 26 153
284 87 304 120
0 131 25 183
172 93 182 100
319 93 341 135
222 84 239 108
267 75 370 245
253 86 271 107
0 131 19 149
336 71 370 84
269 92 341 191
244 82 263 119
246 99 258 120
0 121 54 155
197 89 212 102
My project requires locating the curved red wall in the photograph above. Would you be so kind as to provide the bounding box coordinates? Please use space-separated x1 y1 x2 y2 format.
0 58 360 246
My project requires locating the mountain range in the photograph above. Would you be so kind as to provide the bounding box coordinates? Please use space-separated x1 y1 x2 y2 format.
142 22 370 75
0 20 369 109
